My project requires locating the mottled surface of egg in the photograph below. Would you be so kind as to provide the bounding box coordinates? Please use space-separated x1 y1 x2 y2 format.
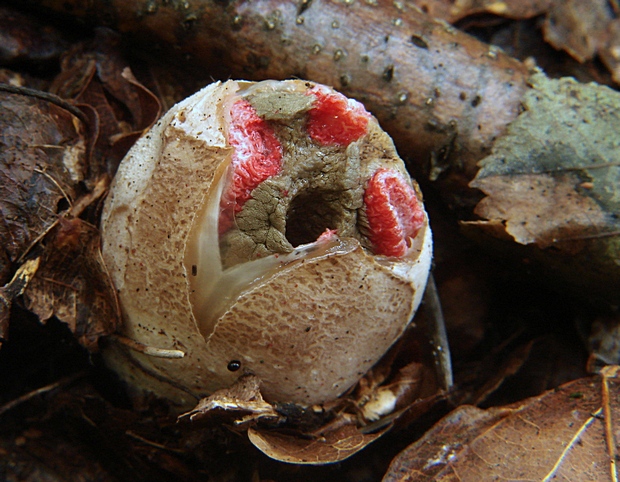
100 80 432 409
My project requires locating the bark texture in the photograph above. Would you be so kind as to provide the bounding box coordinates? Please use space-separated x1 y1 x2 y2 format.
22 0 531 211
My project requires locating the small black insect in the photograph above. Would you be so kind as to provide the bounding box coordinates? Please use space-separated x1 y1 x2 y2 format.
227 360 241 372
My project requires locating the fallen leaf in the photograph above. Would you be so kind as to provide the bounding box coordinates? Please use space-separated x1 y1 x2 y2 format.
467 73 620 305
23 218 119 351
181 375 281 425
543 0 613 63
0 89 85 284
411 1 620 84
0 25 162 352
473 173 609 249
0 258 40 347
50 28 161 177
600 18 620 84
182 367 438 465
411 0 553 23
383 367 620 481
185 388 376 465
248 421 391 465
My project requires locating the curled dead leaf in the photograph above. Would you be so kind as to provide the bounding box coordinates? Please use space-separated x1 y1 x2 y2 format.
180 375 391 464
181 374 388 465
23 218 119 352
50 28 161 177
383 367 620 481
0 88 85 283
0 28 162 352
180 346 442 465
248 421 391 465
0 83 120 351
181 375 281 426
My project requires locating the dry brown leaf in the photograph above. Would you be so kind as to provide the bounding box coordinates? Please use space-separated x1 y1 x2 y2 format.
600 18 620 84
22 218 119 351
473 173 609 250
0 26 162 352
0 90 85 284
187 386 386 465
383 367 620 481
412 1 620 84
0 84 120 350
248 421 391 465
543 0 613 63
50 28 161 176
181 375 281 425
412 0 553 23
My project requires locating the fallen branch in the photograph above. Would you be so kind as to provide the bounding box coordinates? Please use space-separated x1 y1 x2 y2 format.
22 0 530 210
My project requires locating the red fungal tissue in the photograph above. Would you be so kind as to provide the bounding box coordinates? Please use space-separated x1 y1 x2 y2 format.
219 100 283 233
364 168 425 257
306 86 370 146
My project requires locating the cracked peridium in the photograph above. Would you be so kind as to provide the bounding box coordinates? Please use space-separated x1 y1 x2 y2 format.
185 80 424 338
218 81 415 269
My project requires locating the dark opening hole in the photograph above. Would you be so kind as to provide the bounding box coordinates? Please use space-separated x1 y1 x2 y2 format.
56 197 71 213
285 190 341 247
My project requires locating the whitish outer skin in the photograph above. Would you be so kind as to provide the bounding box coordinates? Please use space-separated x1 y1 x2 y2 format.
101 80 432 410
